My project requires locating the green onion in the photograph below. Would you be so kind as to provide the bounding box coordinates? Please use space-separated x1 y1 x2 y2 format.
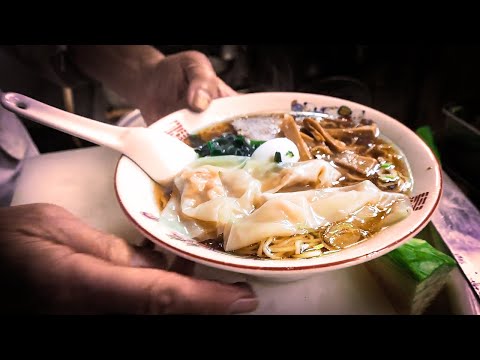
338 105 352 117
274 152 282 163
285 150 294 158
381 162 393 169
249 139 266 150
195 133 260 158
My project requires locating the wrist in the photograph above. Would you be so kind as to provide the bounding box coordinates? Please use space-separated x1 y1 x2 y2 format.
131 54 165 111
69 45 165 109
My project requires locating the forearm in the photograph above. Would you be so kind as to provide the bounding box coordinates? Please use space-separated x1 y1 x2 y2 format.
69 45 165 107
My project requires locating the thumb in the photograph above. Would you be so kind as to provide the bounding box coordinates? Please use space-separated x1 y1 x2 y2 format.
62 252 258 315
180 51 219 112
22 203 167 269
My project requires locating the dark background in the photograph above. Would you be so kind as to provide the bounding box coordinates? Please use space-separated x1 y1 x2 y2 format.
156 44 480 130
11 44 480 207
158 44 480 207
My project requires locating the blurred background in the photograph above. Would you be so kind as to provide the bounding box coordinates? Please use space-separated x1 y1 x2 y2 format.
2 44 479 207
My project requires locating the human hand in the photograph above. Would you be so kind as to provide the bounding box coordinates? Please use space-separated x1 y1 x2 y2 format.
0 204 258 314
136 50 237 125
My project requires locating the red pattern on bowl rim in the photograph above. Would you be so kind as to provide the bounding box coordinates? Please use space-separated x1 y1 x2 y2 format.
114 92 443 278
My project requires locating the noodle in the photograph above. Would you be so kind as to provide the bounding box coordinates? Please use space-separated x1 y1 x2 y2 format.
232 225 354 260
257 238 266 257
229 210 384 260
160 110 413 261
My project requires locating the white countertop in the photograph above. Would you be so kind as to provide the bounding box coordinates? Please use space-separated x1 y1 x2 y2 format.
10 146 477 314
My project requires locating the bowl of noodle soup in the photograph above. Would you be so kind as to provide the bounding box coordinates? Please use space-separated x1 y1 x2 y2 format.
114 92 442 281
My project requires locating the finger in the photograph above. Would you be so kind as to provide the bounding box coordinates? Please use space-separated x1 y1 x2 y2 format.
59 224 166 269
180 51 219 112
21 204 166 269
65 228 166 269
61 253 258 315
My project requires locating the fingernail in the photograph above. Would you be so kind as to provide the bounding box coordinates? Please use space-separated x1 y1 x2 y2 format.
228 298 258 314
131 250 167 269
193 89 211 111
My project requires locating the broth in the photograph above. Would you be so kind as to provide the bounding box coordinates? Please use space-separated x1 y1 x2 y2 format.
154 110 413 259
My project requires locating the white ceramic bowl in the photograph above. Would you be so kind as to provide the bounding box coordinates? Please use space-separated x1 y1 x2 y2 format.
114 92 442 281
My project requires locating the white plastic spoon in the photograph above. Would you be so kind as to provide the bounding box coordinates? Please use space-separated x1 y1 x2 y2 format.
1 92 198 184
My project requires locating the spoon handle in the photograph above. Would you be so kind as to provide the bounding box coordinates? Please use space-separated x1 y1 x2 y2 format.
1 92 127 152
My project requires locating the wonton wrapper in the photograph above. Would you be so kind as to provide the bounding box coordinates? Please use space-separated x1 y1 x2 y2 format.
223 180 411 251
161 157 411 251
